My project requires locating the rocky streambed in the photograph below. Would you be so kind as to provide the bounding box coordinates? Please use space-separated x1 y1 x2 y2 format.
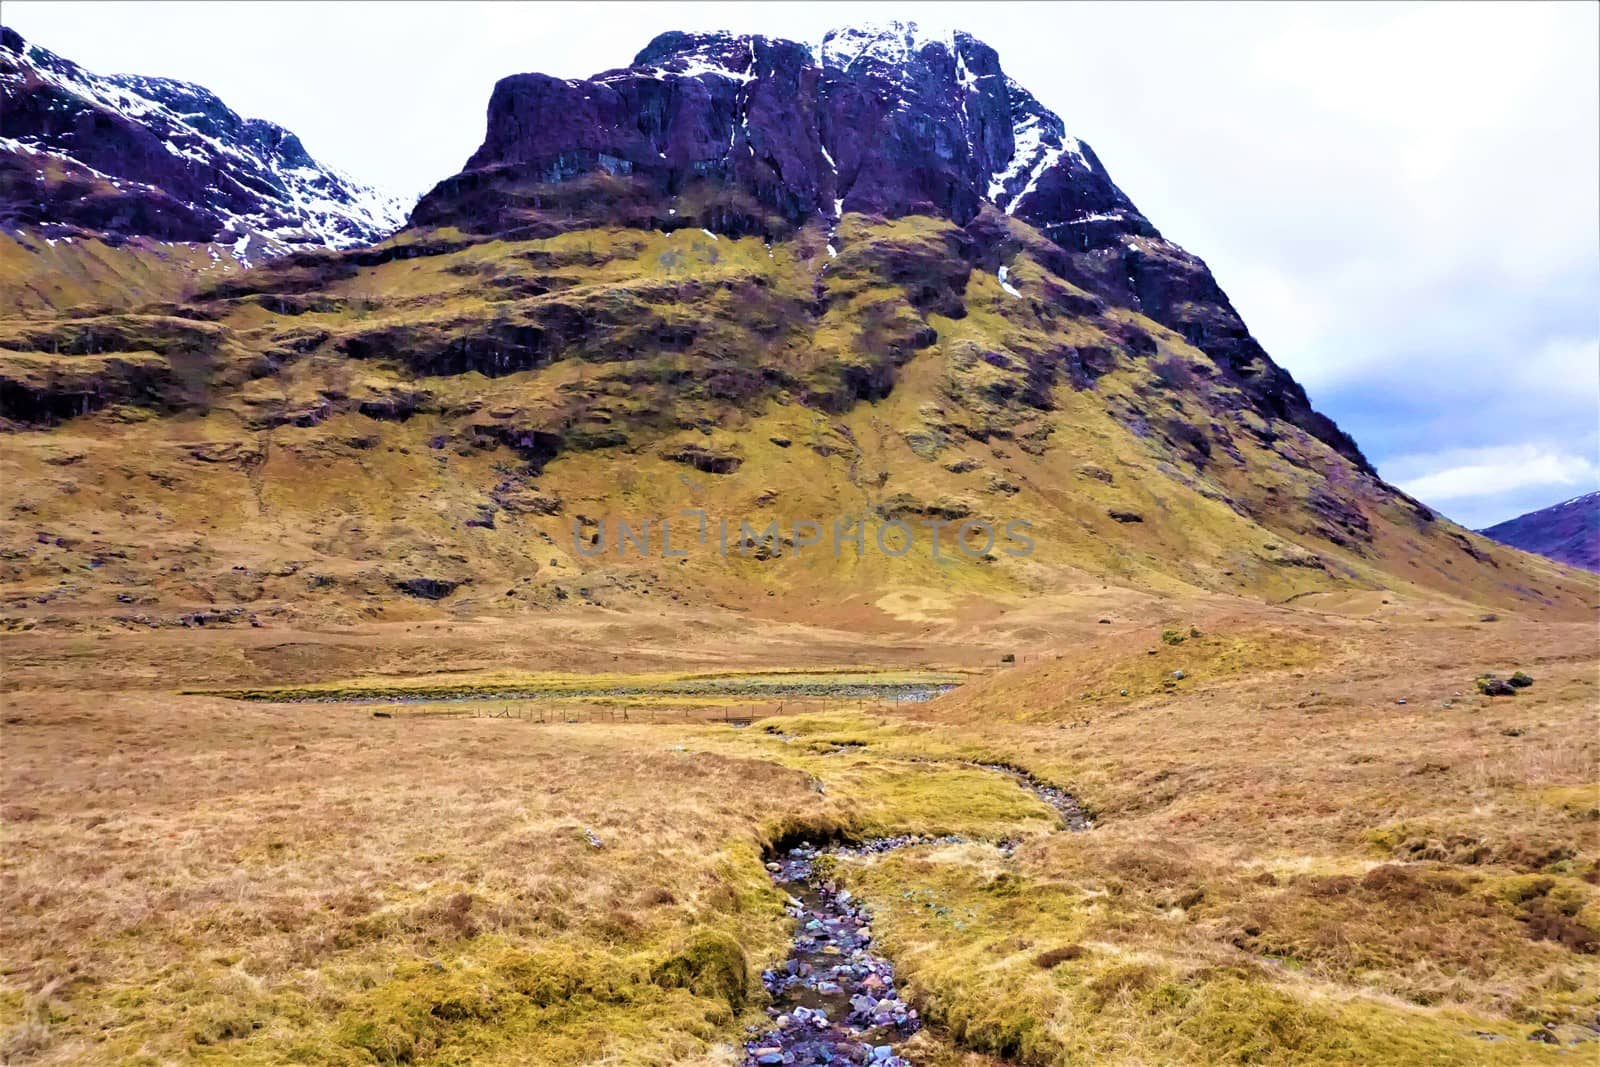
744 837 948 1066
973 762 1091 831
743 767 1087 1065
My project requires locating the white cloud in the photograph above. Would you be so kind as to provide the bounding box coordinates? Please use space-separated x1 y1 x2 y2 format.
1508 336 1600 396
1391 444 1600 503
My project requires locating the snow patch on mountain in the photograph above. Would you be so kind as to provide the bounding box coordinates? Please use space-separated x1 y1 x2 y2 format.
817 21 960 71
1 27 405 255
997 265 1021 297
624 24 1107 224
986 78 1095 216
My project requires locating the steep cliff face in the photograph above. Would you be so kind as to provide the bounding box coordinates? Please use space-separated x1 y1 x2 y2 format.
420 26 1140 235
0 26 404 255
412 23 1366 471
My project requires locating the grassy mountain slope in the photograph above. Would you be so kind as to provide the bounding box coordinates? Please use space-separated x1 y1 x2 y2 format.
0 230 244 316
2 213 1592 633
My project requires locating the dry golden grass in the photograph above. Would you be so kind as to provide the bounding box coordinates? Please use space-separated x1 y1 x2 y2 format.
2 596 1595 1064
0 232 243 316
0 670 1039 1064
0 689 817 1064
840 608 1600 1063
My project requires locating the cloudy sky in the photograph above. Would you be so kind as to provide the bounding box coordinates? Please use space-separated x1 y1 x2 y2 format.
8 1 1597 528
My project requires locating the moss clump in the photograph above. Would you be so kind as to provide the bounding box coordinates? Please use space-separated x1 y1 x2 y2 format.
188 1001 260 1046
1509 671 1534 688
1086 961 1160 1008
1161 629 1186 646
330 943 644 1060
335 962 516 1063
649 930 750 1010
1540 784 1600 820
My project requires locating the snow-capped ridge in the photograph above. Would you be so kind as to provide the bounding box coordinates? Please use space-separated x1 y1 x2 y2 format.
816 21 961 70
623 23 1112 223
1544 491 1600 512
0 26 405 257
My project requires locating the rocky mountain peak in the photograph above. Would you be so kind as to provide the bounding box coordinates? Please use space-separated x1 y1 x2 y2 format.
413 24 1365 470
604 22 1132 230
0 26 405 257
816 21 967 66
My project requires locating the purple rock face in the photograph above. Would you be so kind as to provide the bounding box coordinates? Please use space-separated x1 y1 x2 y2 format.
0 26 404 253
417 24 1147 239
413 21 1370 471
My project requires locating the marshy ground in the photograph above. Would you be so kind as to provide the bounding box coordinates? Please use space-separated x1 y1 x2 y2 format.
1 597 1596 1065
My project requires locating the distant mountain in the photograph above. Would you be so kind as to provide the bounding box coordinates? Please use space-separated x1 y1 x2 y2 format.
0 26 404 258
1480 492 1600 572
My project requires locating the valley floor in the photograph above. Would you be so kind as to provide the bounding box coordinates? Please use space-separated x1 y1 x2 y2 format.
1 597 1597 1065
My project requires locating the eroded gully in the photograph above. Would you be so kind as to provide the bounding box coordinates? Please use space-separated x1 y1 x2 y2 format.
741 762 1088 1066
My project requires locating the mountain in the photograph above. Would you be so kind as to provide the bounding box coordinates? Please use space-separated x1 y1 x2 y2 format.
414 24 1366 472
0 26 404 259
0 22 1593 632
1480 491 1600 572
